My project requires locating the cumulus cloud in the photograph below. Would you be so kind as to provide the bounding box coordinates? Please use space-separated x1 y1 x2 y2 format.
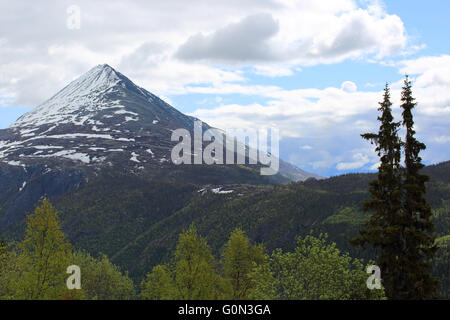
0 0 274 106
188 54 450 175
341 81 358 93
176 13 280 62
336 153 370 170
0 0 410 108
299 8 406 61
117 42 245 94
252 65 294 77
398 55 450 117
175 2 407 65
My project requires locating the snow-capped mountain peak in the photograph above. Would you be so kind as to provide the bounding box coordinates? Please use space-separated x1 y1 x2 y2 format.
0 64 320 182
10 64 127 128
51 64 122 101
0 64 197 168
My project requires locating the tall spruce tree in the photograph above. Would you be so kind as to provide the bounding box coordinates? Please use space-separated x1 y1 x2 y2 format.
399 75 437 299
350 84 404 299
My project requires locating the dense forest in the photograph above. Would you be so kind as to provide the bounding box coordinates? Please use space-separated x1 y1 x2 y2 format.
0 199 385 300
0 195 447 299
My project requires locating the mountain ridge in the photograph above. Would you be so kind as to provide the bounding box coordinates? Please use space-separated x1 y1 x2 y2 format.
0 64 320 227
1 64 319 181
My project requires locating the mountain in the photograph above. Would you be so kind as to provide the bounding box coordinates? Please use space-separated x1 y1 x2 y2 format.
279 160 323 181
2 64 200 168
0 64 318 227
1 64 318 177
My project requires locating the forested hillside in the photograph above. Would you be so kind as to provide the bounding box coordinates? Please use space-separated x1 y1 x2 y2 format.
2 161 446 297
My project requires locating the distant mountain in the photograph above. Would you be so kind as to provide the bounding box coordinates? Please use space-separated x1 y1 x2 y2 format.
2 64 201 168
0 64 318 226
279 160 323 181
1 64 318 177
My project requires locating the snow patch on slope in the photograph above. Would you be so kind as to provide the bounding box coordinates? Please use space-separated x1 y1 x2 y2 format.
130 152 140 163
211 187 234 194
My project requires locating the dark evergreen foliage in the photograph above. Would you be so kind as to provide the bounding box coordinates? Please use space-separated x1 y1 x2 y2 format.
350 84 404 299
351 79 438 299
399 76 437 299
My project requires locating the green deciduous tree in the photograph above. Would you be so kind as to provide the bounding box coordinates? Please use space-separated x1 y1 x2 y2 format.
222 228 265 299
14 198 73 299
0 247 23 299
0 237 21 299
433 236 449 299
174 224 228 299
73 251 135 300
249 233 385 300
142 224 228 300
0 235 7 272
141 264 177 300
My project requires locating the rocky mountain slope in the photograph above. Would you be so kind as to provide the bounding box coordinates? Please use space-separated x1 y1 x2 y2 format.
0 64 319 227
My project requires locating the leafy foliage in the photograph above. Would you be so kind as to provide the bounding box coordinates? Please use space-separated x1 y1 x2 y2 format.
322 207 369 225
141 225 229 300
433 236 450 299
72 251 135 300
142 228 385 300
0 199 134 300
222 229 265 299
14 199 73 299
249 233 385 300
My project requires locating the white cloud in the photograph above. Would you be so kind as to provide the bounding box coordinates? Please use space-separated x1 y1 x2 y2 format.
117 42 246 95
188 53 450 173
0 0 410 108
435 136 450 144
175 1 408 65
190 87 381 137
336 153 370 170
341 81 358 93
397 55 450 116
369 162 380 170
176 13 280 62
252 65 294 77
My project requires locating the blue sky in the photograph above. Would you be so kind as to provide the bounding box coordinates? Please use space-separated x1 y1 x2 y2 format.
1 0 449 176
